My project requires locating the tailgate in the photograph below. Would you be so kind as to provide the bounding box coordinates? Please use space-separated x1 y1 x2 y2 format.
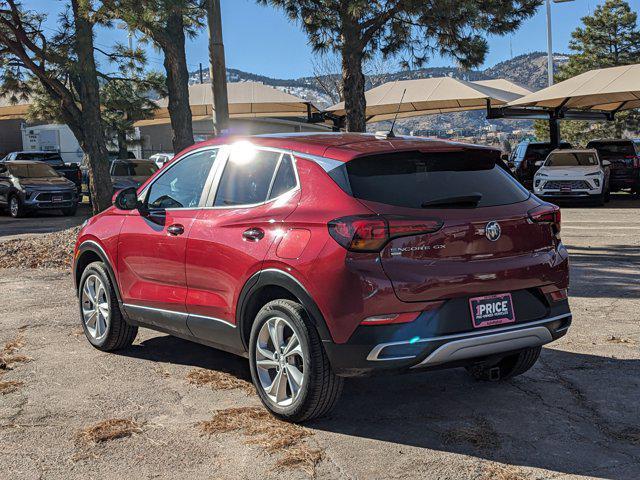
365 201 561 303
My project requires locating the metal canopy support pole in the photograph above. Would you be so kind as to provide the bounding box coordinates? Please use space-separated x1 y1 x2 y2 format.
549 116 560 148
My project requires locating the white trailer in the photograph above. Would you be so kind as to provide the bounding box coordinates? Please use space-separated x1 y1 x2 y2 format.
21 123 143 164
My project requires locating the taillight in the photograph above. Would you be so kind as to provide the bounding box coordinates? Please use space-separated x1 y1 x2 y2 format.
328 215 443 253
528 203 561 238
77 169 82 181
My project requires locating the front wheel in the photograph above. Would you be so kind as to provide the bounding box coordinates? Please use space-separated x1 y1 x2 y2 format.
8 195 25 218
249 299 343 422
466 346 541 381
61 204 78 216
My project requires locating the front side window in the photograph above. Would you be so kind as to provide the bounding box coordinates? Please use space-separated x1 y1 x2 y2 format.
146 149 218 209
213 150 281 207
112 161 158 177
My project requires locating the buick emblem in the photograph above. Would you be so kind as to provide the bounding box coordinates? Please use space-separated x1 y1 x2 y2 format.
485 221 501 242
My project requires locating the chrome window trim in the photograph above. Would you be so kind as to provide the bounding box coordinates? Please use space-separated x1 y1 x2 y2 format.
204 146 300 210
366 313 572 362
123 303 237 329
137 146 224 211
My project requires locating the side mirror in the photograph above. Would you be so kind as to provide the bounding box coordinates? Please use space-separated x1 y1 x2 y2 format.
534 161 544 167
602 160 611 167
113 187 139 211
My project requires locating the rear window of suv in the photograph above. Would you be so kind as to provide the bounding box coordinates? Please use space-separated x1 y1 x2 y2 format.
586 141 636 158
332 150 530 209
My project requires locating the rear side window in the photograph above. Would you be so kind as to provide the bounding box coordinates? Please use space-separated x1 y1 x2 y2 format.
587 141 635 158
214 150 280 206
334 151 530 209
268 155 297 199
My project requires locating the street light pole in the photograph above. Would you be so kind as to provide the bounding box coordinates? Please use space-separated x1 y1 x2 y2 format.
546 0 554 87
546 0 575 87
207 0 230 135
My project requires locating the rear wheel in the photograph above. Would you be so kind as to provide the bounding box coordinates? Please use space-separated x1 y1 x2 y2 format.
466 346 541 381
78 261 137 351
249 299 343 422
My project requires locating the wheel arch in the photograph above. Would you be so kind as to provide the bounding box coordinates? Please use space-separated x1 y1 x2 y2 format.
236 269 333 351
74 241 122 304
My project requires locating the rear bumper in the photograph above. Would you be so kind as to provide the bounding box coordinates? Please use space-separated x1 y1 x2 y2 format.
324 301 571 377
610 176 639 190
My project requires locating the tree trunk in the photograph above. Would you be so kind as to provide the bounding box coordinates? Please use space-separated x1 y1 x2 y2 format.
117 130 128 158
162 13 194 153
341 27 366 132
71 0 113 213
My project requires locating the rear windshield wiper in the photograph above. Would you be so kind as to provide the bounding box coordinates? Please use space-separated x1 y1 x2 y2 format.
421 193 482 208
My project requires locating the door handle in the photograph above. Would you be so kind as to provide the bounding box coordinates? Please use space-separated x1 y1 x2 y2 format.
167 224 185 236
242 227 265 242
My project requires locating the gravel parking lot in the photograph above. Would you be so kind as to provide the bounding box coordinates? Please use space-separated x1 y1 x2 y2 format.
1 196 639 480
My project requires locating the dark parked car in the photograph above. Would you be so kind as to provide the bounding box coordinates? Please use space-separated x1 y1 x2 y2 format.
0 161 79 217
2 151 82 194
511 141 572 190
80 151 137 194
110 159 159 191
586 139 640 194
73 133 570 421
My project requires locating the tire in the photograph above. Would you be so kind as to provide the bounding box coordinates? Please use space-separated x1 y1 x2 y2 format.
78 261 137 351
604 187 611 203
61 204 78 216
249 299 343 422
465 346 541 382
8 194 25 218
592 193 605 206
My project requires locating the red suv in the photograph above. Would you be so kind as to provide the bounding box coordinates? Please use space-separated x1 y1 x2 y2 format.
73 134 571 421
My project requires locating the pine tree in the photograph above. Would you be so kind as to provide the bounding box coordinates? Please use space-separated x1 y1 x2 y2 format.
257 0 541 132
106 0 205 153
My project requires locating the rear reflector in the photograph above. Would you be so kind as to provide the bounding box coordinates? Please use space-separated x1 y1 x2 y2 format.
360 312 421 326
549 288 568 302
328 215 443 253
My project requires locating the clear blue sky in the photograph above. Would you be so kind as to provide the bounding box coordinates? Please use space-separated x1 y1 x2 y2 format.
29 0 640 78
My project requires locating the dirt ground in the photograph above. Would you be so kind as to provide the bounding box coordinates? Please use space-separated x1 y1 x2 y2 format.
1 195 639 480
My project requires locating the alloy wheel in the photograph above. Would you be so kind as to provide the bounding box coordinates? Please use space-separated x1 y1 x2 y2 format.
81 274 110 341
9 197 18 217
255 316 305 407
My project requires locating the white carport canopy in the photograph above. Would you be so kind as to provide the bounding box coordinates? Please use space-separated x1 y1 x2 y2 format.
507 63 640 112
0 94 31 120
325 77 529 122
135 81 319 127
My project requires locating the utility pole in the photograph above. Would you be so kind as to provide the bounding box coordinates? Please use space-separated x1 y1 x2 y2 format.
207 0 229 135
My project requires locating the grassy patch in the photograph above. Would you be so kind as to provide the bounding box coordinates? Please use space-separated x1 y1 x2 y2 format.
478 462 529 480
0 353 32 371
3 335 26 354
606 335 637 345
0 227 79 269
186 368 254 395
198 406 322 475
442 418 501 451
77 419 143 444
0 380 24 395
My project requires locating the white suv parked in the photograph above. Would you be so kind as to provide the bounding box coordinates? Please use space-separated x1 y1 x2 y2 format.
533 149 611 205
